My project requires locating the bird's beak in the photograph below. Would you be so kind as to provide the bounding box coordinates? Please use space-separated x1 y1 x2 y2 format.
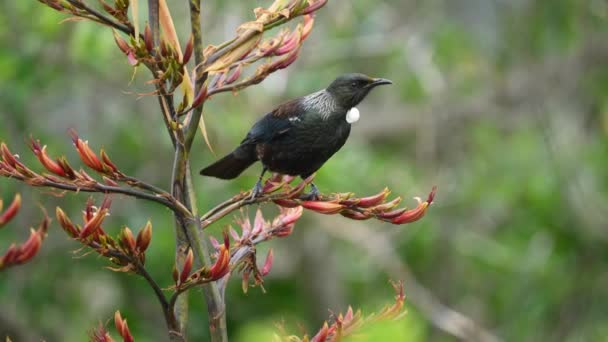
368 78 393 88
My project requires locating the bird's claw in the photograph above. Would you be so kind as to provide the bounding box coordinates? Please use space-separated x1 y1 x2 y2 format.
301 183 320 201
250 180 263 200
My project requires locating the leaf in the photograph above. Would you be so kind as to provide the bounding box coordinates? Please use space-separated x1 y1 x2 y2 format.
131 0 139 39
159 0 181 56
198 112 215 155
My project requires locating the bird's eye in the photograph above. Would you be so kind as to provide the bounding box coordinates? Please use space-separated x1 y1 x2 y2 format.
351 82 358 88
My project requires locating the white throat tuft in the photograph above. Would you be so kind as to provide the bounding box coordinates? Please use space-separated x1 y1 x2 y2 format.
346 107 360 124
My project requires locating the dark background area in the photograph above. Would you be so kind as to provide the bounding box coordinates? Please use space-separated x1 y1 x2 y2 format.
1 1 607 341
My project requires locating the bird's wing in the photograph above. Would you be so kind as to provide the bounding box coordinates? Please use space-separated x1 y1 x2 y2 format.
241 98 303 145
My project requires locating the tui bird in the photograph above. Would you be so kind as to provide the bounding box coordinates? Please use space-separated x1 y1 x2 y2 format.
200 73 392 199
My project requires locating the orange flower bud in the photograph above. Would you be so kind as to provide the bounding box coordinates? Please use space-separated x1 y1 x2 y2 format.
121 227 136 252
56 207 80 238
69 130 104 172
0 194 21 226
390 187 436 224
30 139 66 177
57 157 77 179
100 149 119 173
301 200 344 214
136 221 152 252
0 142 18 168
114 311 125 336
114 311 134 342
180 248 194 284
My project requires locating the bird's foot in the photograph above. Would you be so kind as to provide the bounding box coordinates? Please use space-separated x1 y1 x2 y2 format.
301 183 320 201
249 179 264 200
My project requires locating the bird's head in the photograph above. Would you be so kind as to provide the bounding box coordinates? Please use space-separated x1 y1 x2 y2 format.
326 73 392 109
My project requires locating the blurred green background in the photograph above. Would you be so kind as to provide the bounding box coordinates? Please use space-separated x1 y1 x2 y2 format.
1 1 608 341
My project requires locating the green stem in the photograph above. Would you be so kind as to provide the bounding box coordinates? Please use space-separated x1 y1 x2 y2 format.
167 0 228 340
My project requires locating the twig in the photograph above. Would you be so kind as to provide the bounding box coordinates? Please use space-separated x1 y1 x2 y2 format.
4 173 191 217
88 240 182 338
65 0 134 35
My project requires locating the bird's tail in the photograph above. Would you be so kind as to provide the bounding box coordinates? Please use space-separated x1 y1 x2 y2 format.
199 146 257 180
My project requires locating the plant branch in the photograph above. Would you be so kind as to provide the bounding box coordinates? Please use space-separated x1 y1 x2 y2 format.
3 173 191 217
65 0 134 35
88 240 182 339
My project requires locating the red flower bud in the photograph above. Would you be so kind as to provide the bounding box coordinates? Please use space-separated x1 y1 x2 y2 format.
301 200 344 214
375 207 407 219
144 23 154 53
273 198 300 208
356 188 390 208
182 34 194 65
15 230 42 263
136 221 152 252
274 206 303 227
223 230 230 250
113 30 131 54
260 248 273 276
390 201 429 224
209 245 230 280
191 86 208 109
0 194 21 226
180 248 194 284
340 209 372 220
79 205 109 239
311 322 330 342
225 64 243 84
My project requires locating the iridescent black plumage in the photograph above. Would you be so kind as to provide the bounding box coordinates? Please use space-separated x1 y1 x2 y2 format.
199 73 392 197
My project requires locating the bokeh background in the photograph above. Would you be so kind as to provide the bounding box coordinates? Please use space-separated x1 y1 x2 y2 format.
1 1 608 341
